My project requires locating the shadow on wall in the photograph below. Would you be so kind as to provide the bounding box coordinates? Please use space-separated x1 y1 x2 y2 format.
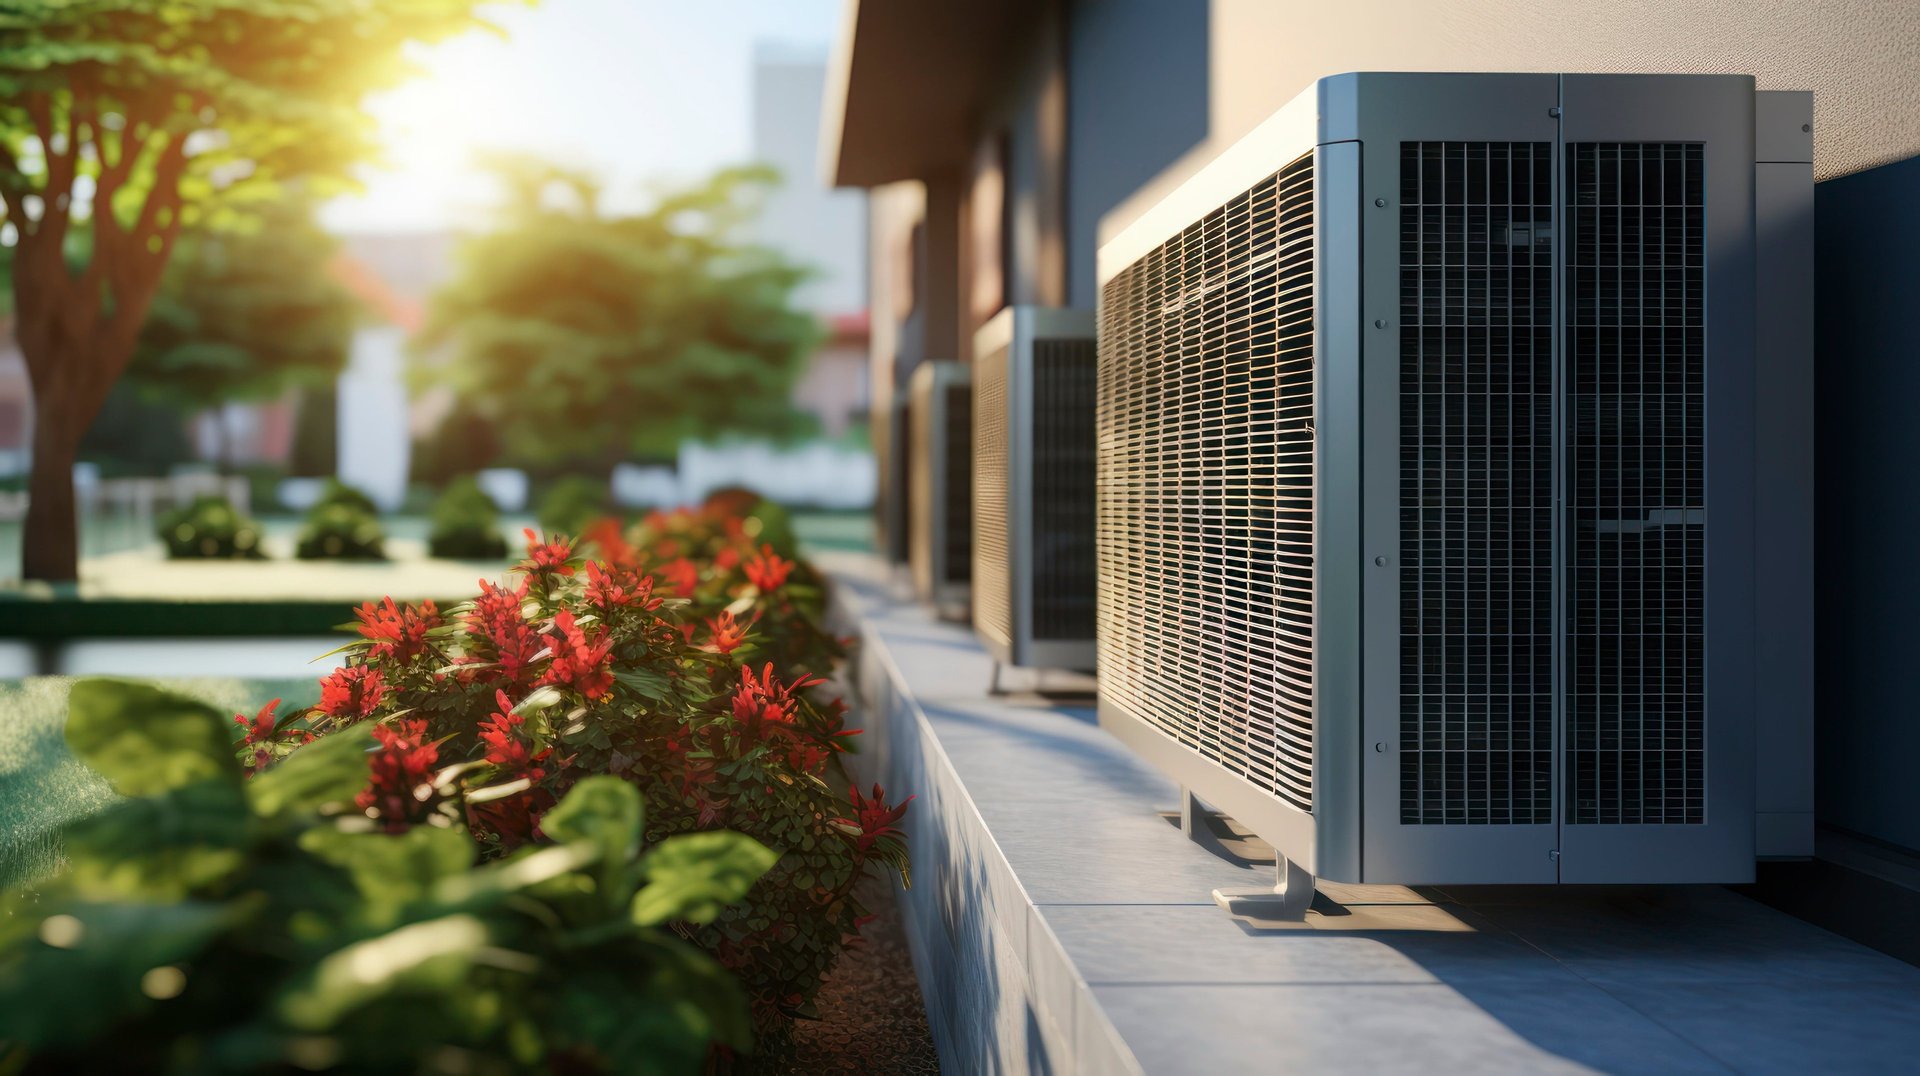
1815 152 1920 855
1066 0 1209 308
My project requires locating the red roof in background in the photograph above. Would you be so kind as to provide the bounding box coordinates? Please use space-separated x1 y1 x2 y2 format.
828 310 869 343
329 254 425 334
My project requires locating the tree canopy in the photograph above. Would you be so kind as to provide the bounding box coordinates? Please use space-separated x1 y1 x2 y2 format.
129 195 358 425
0 0 505 579
415 159 823 466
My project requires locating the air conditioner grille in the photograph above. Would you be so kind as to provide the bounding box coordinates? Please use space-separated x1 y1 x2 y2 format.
1398 141 1556 826
1097 153 1315 815
944 382 973 585
973 345 1012 646
1566 142 1706 826
1032 338 1098 641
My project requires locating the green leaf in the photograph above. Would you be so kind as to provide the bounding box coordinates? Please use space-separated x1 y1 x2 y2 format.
277 914 492 1032
62 780 250 900
247 724 377 818
632 832 778 927
299 825 476 921
540 776 642 868
0 900 235 1049
546 935 753 1072
64 679 239 797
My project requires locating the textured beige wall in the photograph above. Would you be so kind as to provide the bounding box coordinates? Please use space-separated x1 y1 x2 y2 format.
1110 0 1918 241
1215 0 1917 179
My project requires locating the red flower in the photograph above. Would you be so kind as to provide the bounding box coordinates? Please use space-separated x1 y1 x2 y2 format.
464 579 545 684
786 743 831 775
585 560 660 613
728 663 822 745
714 546 741 572
540 608 615 700
466 578 530 634
317 666 385 722
580 517 636 567
519 529 576 576
743 545 794 592
355 719 440 832
659 557 699 599
705 610 754 655
234 698 312 773
234 698 285 745
354 597 442 662
479 689 532 768
836 783 914 852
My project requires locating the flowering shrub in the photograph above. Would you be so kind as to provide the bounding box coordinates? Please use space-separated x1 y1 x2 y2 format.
156 494 266 559
0 680 773 1074
285 501 905 1030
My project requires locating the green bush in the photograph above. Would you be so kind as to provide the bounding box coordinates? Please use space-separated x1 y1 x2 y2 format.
156 495 266 560
311 477 379 516
536 474 612 536
0 680 773 1073
428 476 507 559
296 480 386 560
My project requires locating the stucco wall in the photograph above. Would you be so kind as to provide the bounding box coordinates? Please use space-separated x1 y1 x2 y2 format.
1104 0 1920 247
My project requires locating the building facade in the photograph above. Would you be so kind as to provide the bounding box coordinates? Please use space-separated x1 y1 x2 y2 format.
823 0 1920 854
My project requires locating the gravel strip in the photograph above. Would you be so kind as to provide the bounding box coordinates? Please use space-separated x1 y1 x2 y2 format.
745 873 940 1074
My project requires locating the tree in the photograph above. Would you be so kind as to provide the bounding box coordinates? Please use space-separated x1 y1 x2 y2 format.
128 195 359 470
415 159 822 470
0 1 500 581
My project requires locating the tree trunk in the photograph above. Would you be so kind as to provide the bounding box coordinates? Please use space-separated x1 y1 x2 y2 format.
23 395 81 583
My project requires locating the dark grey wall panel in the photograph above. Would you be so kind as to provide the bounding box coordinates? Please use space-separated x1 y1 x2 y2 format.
1065 0 1208 309
1815 152 1920 854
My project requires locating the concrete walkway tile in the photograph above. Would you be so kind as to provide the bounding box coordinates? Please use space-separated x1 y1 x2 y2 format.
1468 888 1920 986
1599 981 1920 1074
1093 981 1730 1074
1047 903 1586 987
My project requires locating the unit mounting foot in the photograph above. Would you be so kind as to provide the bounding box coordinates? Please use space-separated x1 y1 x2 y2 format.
1213 855 1315 922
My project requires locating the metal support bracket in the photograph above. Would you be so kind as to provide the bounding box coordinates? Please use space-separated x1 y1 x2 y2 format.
1213 856 1316 922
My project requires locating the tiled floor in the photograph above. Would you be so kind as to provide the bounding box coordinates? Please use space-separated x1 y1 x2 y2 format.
832 556 1920 1074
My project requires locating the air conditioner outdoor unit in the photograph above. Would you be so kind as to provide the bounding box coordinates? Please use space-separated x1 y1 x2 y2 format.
972 307 1099 674
909 360 972 619
1095 72 1812 908
879 384 913 566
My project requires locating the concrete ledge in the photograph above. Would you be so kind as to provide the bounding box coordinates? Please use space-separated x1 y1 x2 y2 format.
829 553 1920 1075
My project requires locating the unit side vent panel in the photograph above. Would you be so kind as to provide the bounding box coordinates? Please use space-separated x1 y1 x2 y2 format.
1032 338 1098 641
1398 141 1556 826
973 347 1013 646
1566 142 1706 826
1097 154 1315 815
944 383 973 585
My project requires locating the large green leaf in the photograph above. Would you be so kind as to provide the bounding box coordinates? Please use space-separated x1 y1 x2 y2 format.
276 914 493 1032
540 776 642 869
631 831 778 928
61 780 250 900
298 824 475 924
0 899 235 1049
546 935 753 1074
64 679 240 798
247 724 377 818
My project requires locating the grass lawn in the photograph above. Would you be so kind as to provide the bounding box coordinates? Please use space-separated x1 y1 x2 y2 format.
0 676 317 890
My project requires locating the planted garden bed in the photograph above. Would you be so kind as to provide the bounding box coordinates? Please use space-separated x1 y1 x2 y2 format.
0 497 926 1073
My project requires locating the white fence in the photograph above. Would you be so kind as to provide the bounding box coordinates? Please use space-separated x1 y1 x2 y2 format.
610 441 875 511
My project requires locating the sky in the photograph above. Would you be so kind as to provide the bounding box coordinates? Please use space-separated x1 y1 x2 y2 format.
320 0 842 235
